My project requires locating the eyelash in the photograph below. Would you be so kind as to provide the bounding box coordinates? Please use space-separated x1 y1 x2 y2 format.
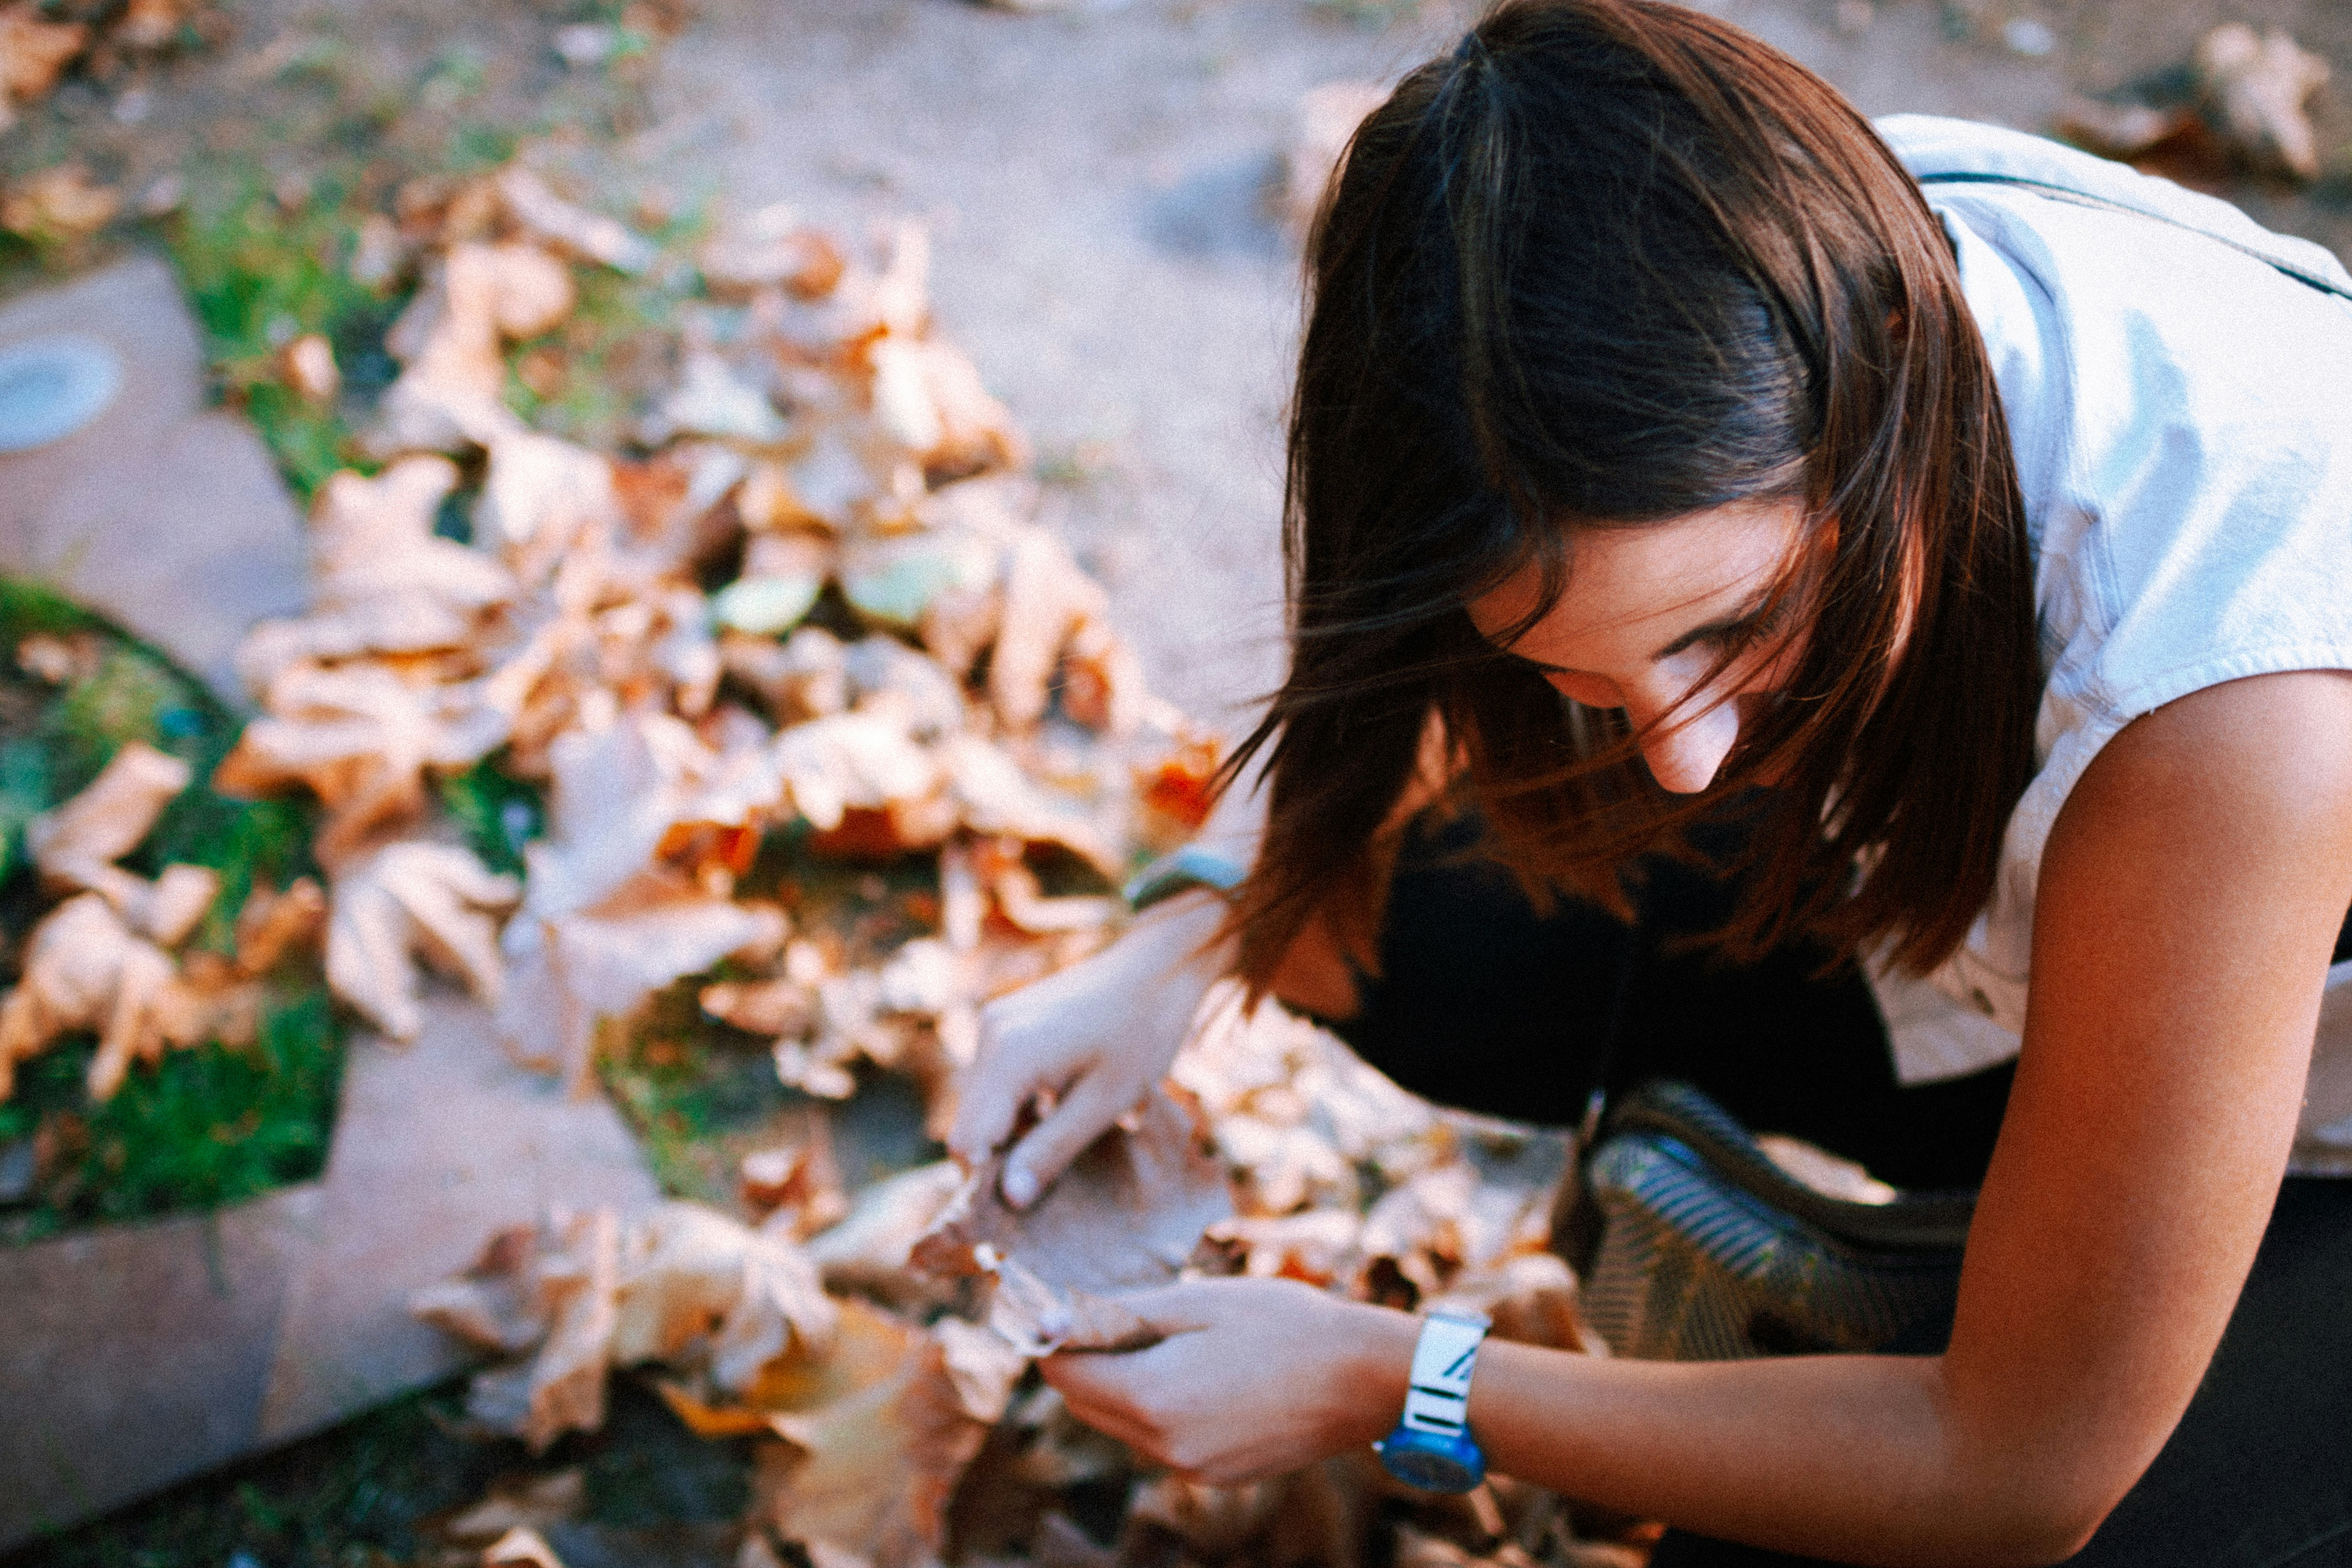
1710 595 1792 655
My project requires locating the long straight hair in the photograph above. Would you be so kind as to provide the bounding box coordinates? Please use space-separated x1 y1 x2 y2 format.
1226 0 2039 993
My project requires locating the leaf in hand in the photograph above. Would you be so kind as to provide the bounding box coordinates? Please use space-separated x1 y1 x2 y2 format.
912 1083 1231 1299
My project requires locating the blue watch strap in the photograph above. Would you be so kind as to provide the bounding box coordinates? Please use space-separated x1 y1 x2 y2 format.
1122 844 1247 912
1376 1311 1489 1492
1398 1310 1488 1437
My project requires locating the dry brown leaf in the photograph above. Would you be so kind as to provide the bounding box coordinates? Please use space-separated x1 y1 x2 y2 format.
1125 1463 1370 1568
1 163 116 239
513 1207 621 1451
284 332 339 404
2196 23 2331 180
913 1084 1231 1296
699 203 845 298
305 456 513 605
499 165 659 275
988 529 1104 732
651 349 788 446
0 5 86 107
413 1223 551 1357
931 1315 1029 1423
704 974 818 1041
981 1253 1158 1357
764 935 973 1118
422 1202 844 1453
429 1469 588 1547
1207 1208 1366 1287
502 873 786 1094
0 894 177 1102
802 1160 966 1303
149 955 264 1055
720 626 844 725
737 1118 848 1237
753 1320 991 1568
773 217 930 355
610 1201 839 1391
24 741 187 877
494 714 794 1086
232 877 328 975
371 241 573 456
326 838 521 1042
938 735 1118 878
232 456 520 689
474 427 626 587
510 708 771 920
24 742 217 942
16 631 99 686
217 662 510 865
867 337 1028 486
772 709 946 842
481 1525 569 1568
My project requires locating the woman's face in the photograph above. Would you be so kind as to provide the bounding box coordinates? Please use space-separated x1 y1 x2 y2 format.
1467 496 1809 794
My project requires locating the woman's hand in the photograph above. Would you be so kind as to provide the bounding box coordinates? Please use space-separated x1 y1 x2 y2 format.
1041 1277 1417 1484
949 891 1234 1207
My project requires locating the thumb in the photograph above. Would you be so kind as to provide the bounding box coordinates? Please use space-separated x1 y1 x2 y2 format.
1000 1073 1142 1208
1096 1280 1220 1338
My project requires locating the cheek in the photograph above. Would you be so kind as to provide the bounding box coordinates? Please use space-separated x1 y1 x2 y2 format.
1737 632 1810 698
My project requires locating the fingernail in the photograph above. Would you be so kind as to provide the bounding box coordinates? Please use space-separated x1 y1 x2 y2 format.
1002 1164 1039 1209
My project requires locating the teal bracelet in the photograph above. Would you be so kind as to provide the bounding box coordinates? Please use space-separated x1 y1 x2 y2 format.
1122 845 1248 912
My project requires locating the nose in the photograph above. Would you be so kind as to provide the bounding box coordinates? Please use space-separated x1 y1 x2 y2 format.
1629 689 1741 794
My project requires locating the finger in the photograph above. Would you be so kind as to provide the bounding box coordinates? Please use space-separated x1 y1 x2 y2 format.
1001 1071 1143 1207
1094 1282 1218 1337
946 1035 1055 1167
1038 1353 1160 1447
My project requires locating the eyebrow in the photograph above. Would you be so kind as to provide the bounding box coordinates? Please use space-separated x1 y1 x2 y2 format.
1505 590 1777 676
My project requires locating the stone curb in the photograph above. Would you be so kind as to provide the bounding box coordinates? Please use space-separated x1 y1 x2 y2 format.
0 261 660 1547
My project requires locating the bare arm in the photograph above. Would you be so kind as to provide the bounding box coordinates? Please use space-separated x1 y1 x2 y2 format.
1053 671 2352 1566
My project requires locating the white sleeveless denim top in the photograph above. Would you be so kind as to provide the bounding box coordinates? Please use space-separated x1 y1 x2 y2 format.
1867 116 2352 1173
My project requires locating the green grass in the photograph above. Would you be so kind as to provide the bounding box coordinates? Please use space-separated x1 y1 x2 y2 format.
597 827 950 1207
165 172 407 501
0 988 340 1246
434 755 546 879
0 581 341 1246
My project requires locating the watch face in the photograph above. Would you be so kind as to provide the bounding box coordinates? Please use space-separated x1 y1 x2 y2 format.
1380 1440 1481 1494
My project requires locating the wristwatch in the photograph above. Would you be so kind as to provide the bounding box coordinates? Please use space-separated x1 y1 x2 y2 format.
1375 1310 1490 1493
1122 845 1247 912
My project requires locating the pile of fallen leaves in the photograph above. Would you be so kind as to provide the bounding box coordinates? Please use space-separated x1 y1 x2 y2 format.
276 156 1648 1568
207 160 1216 1117
413 997 1641 1568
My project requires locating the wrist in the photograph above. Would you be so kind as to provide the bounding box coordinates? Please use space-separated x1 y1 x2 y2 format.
1127 887 1237 992
1330 1301 1422 1450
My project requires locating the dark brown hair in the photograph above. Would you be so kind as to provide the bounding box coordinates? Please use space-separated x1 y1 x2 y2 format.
1226 0 2039 993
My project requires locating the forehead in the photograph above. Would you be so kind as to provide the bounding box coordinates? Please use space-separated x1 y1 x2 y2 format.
1468 496 1804 656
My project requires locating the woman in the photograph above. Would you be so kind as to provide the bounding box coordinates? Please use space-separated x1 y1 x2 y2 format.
949 3 2352 1562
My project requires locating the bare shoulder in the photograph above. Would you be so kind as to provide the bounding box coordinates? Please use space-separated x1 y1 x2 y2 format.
2055 669 2352 877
